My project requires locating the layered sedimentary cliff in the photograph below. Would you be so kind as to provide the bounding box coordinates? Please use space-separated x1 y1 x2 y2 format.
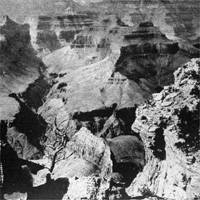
115 21 192 93
1 1 200 199
26 8 97 55
21 0 200 55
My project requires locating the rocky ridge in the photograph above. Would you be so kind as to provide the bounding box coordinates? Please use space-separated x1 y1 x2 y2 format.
127 58 200 200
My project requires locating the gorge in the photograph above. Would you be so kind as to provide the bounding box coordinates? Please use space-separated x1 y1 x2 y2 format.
0 1 200 200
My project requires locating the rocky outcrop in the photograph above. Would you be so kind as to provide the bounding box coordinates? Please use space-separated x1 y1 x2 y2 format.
115 21 192 93
40 22 194 150
127 58 200 200
42 127 145 200
50 128 112 179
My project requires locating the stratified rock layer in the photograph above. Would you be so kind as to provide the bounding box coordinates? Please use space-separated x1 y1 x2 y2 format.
127 58 200 200
115 21 191 93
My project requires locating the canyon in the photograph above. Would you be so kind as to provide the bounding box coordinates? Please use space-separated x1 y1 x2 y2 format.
0 1 200 200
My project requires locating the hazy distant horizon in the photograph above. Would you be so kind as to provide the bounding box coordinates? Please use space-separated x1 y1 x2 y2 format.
0 0 88 22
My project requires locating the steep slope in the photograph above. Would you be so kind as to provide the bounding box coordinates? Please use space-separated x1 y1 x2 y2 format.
40 22 192 140
127 58 200 200
37 59 199 200
115 21 193 93
0 16 43 97
0 17 49 196
0 1 199 199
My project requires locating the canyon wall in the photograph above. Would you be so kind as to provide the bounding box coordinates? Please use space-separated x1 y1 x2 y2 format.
127 58 200 200
0 1 200 199
0 17 49 194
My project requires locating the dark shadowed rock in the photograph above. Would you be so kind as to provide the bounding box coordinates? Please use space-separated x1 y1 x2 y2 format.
115 21 190 93
108 135 145 187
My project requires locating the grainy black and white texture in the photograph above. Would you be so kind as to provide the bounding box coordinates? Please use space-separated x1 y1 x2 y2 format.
0 1 200 200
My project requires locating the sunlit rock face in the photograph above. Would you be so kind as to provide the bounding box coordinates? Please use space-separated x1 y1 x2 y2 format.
127 59 200 200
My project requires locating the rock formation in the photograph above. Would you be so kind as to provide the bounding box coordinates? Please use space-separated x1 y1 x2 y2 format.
26 7 96 55
39 22 193 152
0 16 50 197
115 21 191 93
127 58 200 200
0 1 200 199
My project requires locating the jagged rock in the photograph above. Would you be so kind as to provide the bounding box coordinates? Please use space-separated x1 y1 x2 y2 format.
47 129 145 199
127 59 200 200
39 55 148 143
50 127 112 180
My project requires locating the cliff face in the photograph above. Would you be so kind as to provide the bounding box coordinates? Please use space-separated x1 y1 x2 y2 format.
37 58 199 200
20 0 200 56
0 17 49 194
127 58 200 200
115 21 193 93
39 21 193 145
93 0 200 42
1 1 200 200
29 20 198 199
0 17 49 148
26 11 96 55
